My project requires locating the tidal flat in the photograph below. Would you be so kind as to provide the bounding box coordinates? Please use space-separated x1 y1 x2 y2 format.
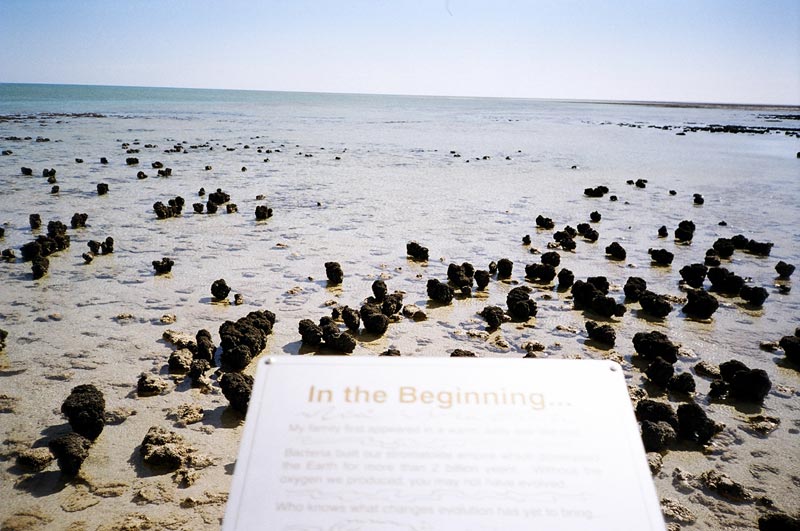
0 85 799 530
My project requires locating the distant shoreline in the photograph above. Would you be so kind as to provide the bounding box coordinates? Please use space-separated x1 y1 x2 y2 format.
1 82 798 112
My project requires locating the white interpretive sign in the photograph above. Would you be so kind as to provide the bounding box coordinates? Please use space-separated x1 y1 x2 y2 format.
223 357 666 531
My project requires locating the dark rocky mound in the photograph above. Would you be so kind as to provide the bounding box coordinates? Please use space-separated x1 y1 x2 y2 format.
636 399 679 430
360 303 390 335
125 157 139 165
740 285 769 307
86 236 114 256
97 183 109 195
451 349 477 357
211 278 231 300
61 384 105 440
693 193 704 205
153 196 185 219
49 433 92 476
220 372 254 414
325 262 344 284
677 403 722 445
658 225 669 238
645 357 675 387
779 334 800 364
479 306 506 329
320 321 357 353
648 248 674 265
474 270 491 289
758 513 800 531
712 360 772 403
640 420 677 452
341 306 361 331
585 320 615 346
426 279 454 304
571 279 626 318
679 263 708 288
584 185 609 197
524 263 556 283
299 319 324 346
195 329 216 363
540 251 560 267
506 286 537 320
535 215 555 229
713 238 735 258
633 331 679 363
590 211 601 222
577 223 599 242
746 239 774 256
682 289 719 319
193 203 204 214
406 241 429 261
447 262 474 288
219 310 275 370
674 220 696 242
29 213 42 229
707 267 745 295
557 268 574 289
496 258 513 279
639 291 672 318
255 205 273 220
208 188 231 205
152 257 174 275
775 261 795 279
21 166 33 176
605 241 626 260
624 277 647 302
70 212 88 229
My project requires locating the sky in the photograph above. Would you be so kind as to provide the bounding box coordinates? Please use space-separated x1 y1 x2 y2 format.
1 0 798 105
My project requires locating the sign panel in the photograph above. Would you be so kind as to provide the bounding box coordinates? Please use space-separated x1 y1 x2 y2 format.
223 357 665 531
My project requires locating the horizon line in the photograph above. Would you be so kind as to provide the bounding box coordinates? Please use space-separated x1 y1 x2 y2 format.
1 81 799 110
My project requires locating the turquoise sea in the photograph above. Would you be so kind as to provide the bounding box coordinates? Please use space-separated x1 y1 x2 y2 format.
0 83 799 530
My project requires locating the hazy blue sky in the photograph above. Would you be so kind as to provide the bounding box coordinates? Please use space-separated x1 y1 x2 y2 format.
1 0 798 104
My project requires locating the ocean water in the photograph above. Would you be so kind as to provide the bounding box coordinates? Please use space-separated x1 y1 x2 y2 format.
0 83 799 529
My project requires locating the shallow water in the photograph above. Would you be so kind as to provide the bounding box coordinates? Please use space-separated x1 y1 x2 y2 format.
0 84 799 530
